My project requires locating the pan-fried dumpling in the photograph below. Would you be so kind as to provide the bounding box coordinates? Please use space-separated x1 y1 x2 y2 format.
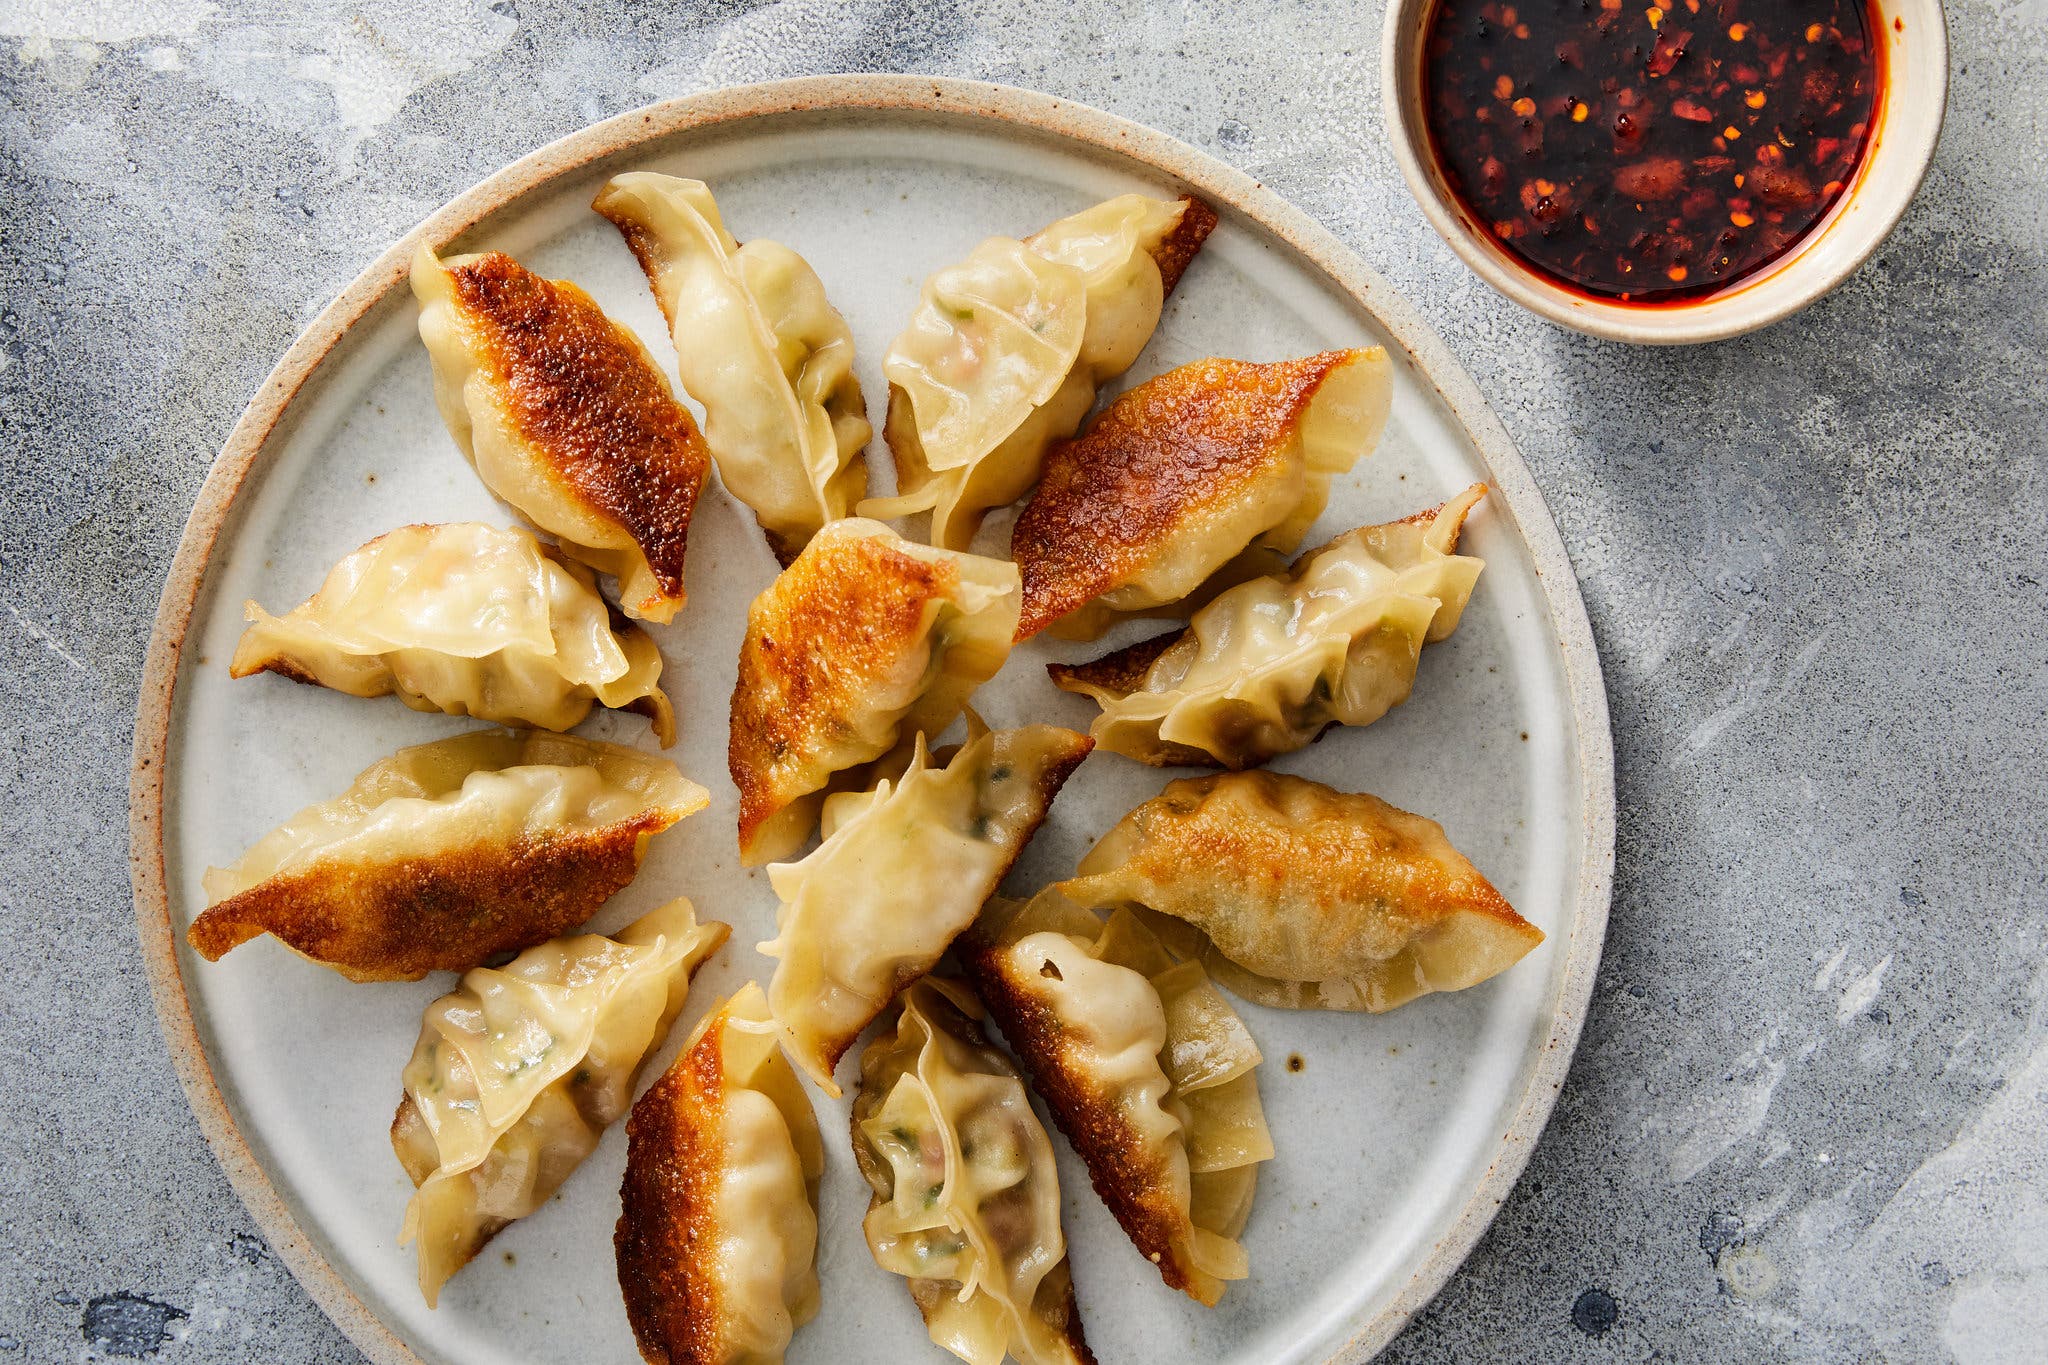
960 893 1271 1306
864 193 1217 549
852 979 1093 1365
616 982 822 1365
413 245 711 622
392 898 727 1306
1060 771 1543 1012
230 522 675 745
760 725 1093 1094
190 730 706 981
594 173 870 563
1049 485 1487 769
1013 349 1393 641
729 518 1020 864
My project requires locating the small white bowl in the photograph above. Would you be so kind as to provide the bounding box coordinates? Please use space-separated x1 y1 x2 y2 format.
1382 0 1949 345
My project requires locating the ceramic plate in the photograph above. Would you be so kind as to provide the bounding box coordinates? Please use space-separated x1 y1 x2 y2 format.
131 76 1613 1365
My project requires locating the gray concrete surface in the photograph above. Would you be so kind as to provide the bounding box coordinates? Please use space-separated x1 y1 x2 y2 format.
2 0 2043 1360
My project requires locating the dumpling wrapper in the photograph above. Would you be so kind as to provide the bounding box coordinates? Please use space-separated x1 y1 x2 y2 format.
231 521 675 745
728 518 1020 865
594 173 870 564
392 897 727 1306
760 724 1093 1095
1060 770 1544 1012
1049 485 1486 769
414 245 711 622
851 979 1094 1365
1012 349 1393 641
190 730 706 981
961 892 1271 1305
865 193 1217 550
616 982 823 1365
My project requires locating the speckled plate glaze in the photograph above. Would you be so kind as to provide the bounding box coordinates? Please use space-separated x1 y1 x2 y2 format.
130 76 1613 1365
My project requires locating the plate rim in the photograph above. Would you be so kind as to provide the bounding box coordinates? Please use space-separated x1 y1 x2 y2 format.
127 72 1615 1365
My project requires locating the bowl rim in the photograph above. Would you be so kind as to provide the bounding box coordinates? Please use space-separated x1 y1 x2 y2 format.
128 73 1617 1365
1380 0 1951 345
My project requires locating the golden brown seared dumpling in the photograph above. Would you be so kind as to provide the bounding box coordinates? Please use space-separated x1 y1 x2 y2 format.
864 193 1217 550
1013 349 1392 641
392 898 727 1306
413 245 711 622
231 522 675 745
960 892 1271 1306
189 730 706 981
760 725 1092 1095
1049 485 1486 769
728 518 1019 864
594 173 870 564
852 980 1095 1365
616 983 822 1365
1060 771 1544 1012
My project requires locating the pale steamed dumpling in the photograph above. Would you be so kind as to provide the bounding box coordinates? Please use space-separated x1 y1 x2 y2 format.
1050 484 1488 769
594 172 870 563
851 979 1093 1365
231 521 675 744
865 192 1216 549
759 725 1092 1094
392 898 728 1306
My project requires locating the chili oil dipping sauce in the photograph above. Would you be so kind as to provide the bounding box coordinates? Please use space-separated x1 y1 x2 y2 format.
1421 0 1884 303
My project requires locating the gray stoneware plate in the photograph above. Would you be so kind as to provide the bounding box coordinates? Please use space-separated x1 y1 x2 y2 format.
130 75 1614 1365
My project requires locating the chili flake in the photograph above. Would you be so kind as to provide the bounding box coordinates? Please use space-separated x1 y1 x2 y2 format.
1422 0 1883 303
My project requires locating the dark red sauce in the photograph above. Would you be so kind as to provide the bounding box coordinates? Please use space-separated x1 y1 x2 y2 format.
1422 0 1884 303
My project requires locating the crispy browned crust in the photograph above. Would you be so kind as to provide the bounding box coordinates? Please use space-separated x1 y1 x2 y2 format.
1152 195 1218 297
446 252 709 601
185 816 670 981
239 657 323 686
601 214 680 333
1046 633 1222 770
762 530 806 570
616 1018 727 1365
728 532 962 858
1037 1266 1098 1365
1010 730 1096 808
1012 351 1362 639
1045 629 1181 701
958 942 1204 1301
1128 772 1537 942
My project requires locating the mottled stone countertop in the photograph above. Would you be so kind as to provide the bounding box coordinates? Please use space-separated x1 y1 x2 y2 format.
2 1 2042 1361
